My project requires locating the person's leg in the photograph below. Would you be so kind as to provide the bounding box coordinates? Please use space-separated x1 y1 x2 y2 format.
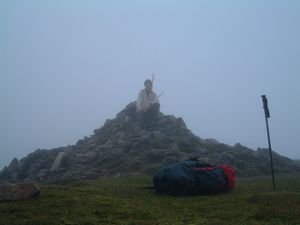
152 103 160 113
147 103 160 129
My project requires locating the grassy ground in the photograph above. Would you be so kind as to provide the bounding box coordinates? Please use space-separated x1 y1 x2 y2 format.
0 174 300 225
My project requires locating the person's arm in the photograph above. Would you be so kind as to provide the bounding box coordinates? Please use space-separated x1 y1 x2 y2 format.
152 92 159 104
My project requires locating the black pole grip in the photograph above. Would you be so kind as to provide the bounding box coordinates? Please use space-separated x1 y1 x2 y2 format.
261 95 270 118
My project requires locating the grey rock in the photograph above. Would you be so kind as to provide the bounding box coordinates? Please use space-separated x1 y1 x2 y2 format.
8 158 19 171
50 152 66 171
204 138 220 145
0 183 40 201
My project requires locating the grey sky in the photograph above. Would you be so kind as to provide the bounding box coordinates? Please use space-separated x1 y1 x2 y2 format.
1 0 299 169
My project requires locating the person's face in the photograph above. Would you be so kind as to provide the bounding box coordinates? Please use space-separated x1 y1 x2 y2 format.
145 82 152 92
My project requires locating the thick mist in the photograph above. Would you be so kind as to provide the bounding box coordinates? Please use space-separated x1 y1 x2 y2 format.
1 0 299 169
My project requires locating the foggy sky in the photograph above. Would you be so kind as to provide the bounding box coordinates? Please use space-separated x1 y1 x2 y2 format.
1 0 299 170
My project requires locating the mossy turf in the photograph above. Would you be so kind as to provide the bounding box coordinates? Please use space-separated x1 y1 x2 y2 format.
1 174 300 225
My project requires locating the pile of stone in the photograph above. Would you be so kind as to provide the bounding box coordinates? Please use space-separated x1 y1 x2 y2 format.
1 102 299 183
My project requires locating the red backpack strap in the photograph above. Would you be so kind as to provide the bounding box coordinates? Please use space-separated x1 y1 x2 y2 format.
219 165 236 189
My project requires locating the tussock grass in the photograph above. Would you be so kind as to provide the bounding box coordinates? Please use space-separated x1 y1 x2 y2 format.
1 174 300 225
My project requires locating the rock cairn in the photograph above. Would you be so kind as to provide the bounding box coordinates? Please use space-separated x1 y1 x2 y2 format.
1 102 299 183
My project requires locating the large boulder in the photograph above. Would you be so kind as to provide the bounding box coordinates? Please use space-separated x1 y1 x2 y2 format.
0 183 40 201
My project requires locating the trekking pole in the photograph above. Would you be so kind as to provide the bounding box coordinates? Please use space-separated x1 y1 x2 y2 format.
261 95 276 190
158 92 164 98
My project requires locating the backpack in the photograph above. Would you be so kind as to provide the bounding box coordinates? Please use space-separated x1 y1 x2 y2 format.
153 160 235 196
